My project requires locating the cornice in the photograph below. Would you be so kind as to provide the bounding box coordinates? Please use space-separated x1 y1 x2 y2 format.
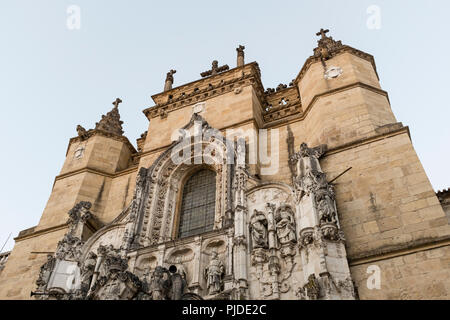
348 235 450 267
67 129 137 157
137 118 258 158
323 125 411 157
131 228 230 256
54 165 139 187
14 224 68 242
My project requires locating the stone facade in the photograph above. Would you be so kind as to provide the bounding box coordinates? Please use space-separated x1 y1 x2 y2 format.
0 30 449 300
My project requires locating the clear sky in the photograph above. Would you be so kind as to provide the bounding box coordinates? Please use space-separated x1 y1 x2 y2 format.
1 0 449 252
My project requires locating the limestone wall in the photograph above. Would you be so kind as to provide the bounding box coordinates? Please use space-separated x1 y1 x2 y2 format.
0 228 67 299
350 245 450 299
1 41 449 300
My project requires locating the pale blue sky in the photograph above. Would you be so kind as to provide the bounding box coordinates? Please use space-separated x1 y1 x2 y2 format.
1 1 449 252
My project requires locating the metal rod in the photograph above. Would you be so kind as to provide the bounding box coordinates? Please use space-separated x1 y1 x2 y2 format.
30 291 48 297
329 167 352 184
0 233 12 253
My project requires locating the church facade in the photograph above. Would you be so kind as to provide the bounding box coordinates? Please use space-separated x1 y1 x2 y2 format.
0 30 449 300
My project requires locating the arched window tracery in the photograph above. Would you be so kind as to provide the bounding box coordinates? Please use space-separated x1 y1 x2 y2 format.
178 169 216 238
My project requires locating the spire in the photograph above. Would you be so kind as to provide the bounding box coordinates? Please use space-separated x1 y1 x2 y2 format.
95 98 124 136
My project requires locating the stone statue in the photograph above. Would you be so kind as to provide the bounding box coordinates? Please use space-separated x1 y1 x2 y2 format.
292 142 340 229
67 201 93 239
304 274 320 300
149 266 170 300
204 251 225 295
164 69 176 91
76 125 88 140
317 186 337 225
293 143 327 197
168 265 187 300
250 210 268 249
79 252 97 292
275 204 296 245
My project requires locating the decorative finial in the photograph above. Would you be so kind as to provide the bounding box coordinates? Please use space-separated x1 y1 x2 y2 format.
164 69 176 91
76 125 88 140
112 98 122 108
313 28 343 61
95 99 124 136
236 45 245 67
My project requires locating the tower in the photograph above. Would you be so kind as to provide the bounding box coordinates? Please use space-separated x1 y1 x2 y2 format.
0 99 137 299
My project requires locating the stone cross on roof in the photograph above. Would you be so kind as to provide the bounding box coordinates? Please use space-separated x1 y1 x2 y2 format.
112 98 122 108
316 28 330 40
200 60 230 78
95 98 124 136
164 69 177 91
312 28 343 61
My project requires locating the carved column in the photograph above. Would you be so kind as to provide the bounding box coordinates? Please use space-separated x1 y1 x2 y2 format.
232 163 249 297
233 205 248 291
291 142 355 300
266 203 280 300
159 182 173 243
226 228 234 277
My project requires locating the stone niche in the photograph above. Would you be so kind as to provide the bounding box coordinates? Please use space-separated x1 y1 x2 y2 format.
246 184 303 300
130 231 230 299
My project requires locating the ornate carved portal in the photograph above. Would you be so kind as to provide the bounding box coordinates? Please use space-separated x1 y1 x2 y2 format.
34 115 356 300
123 114 235 250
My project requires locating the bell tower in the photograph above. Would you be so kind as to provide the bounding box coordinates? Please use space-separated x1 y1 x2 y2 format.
37 98 136 230
0 98 137 299
293 29 397 149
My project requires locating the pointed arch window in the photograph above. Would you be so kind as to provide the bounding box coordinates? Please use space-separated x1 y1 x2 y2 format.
178 169 216 238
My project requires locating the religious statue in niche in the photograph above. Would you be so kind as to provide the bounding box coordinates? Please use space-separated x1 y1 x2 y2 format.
275 204 297 245
147 265 187 300
149 266 170 300
168 265 187 300
79 252 97 293
293 142 328 198
316 186 338 225
250 210 269 249
291 142 340 226
204 251 225 295
135 167 148 202
296 274 321 300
